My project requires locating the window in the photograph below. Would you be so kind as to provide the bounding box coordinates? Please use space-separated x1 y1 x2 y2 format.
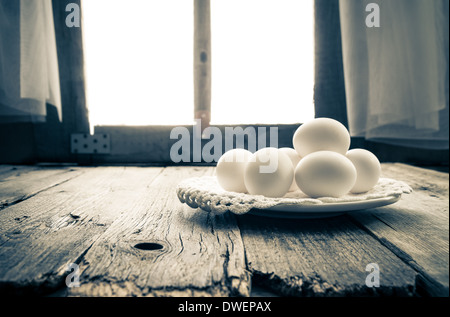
211 0 314 124
82 0 194 128
83 0 314 129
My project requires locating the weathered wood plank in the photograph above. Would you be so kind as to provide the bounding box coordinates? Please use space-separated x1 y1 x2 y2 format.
0 166 83 210
238 214 417 297
349 163 449 296
70 167 250 297
0 167 163 295
1 164 444 297
0 165 37 176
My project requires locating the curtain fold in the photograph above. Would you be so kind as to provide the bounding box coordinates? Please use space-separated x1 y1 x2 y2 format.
0 0 61 123
339 0 449 149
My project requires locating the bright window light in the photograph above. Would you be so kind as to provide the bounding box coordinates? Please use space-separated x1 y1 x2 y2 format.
83 0 194 128
210 0 315 125
83 0 314 128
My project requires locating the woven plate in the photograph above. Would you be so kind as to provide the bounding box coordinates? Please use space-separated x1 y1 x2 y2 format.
176 176 412 219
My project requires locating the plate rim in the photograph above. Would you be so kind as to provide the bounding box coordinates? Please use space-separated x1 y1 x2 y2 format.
262 194 400 213
177 176 409 219
246 195 400 219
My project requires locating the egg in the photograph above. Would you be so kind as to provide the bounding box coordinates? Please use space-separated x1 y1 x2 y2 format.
293 118 351 157
346 149 381 193
216 148 252 193
244 147 294 198
278 147 302 191
294 151 357 198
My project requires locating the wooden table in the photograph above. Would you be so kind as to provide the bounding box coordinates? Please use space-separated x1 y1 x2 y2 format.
0 164 448 297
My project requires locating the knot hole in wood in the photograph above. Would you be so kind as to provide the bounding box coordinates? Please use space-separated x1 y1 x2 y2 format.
200 51 208 63
134 242 164 251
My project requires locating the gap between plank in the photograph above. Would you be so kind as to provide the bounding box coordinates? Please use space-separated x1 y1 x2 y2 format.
346 215 442 296
0 166 166 296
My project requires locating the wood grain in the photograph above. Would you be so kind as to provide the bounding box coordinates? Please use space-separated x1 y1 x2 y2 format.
0 166 83 210
0 167 162 295
194 0 211 129
238 214 417 297
70 166 250 297
0 165 37 176
0 164 446 297
349 163 449 296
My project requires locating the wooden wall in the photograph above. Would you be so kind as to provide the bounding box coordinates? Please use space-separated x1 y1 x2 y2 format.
0 0 89 164
89 125 449 170
314 0 348 127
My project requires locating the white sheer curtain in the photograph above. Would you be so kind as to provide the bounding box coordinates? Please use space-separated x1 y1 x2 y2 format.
339 0 449 149
0 0 61 123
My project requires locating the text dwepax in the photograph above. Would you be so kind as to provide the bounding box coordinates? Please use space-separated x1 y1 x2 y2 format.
223 301 271 312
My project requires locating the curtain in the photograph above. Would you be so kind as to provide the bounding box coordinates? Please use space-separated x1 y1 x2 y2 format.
0 0 61 123
339 0 449 149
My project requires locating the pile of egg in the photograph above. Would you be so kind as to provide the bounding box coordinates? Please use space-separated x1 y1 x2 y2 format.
215 118 381 198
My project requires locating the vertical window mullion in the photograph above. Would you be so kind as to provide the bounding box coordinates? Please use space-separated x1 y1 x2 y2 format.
194 0 212 132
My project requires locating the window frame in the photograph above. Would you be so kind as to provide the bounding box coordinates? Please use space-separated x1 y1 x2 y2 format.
81 0 448 167
75 0 308 165
8 0 444 168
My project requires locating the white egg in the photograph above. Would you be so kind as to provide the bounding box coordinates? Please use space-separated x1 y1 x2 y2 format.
278 147 302 191
293 118 351 157
295 151 357 198
346 149 381 193
244 147 294 198
216 148 252 193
